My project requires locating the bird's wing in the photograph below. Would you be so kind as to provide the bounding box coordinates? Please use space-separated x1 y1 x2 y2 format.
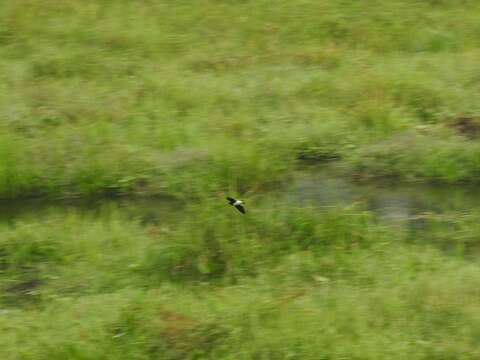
227 197 236 204
235 204 246 214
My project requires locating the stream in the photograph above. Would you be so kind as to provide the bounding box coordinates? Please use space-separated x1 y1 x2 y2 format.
289 170 480 222
1 170 479 226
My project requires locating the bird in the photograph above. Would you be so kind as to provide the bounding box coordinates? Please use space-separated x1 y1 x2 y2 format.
226 196 246 214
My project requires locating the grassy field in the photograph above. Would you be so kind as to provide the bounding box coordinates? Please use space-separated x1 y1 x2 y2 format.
2 205 480 359
1 0 480 198
1 0 480 358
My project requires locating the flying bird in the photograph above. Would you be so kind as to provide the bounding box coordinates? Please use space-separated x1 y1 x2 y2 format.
227 197 246 214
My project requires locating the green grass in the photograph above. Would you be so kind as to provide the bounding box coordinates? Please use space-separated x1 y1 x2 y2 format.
1 204 480 359
1 0 480 198
2 0 480 358
347 128 480 183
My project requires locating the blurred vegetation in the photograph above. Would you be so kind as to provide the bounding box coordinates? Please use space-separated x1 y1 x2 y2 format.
1 0 480 198
2 0 480 358
1 205 480 359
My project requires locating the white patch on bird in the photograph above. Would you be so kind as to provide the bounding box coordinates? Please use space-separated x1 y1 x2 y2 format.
233 200 243 206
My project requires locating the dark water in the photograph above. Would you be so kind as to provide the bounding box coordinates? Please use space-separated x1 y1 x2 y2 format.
0 171 479 225
0 196 183 225
289 170 480 222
